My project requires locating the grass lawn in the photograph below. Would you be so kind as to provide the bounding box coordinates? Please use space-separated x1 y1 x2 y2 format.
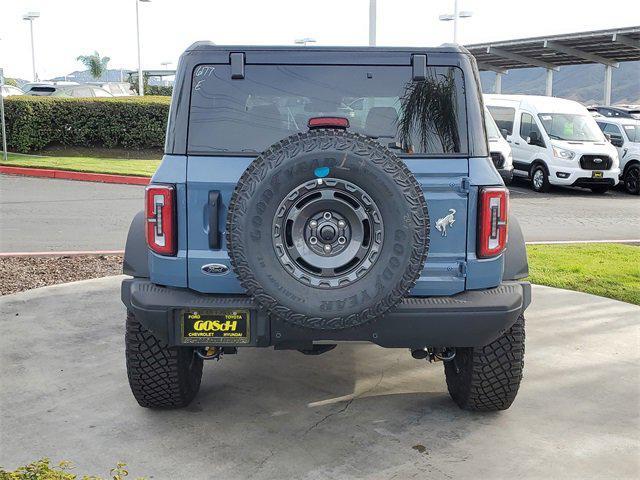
1 153 160 177
527 243 640 305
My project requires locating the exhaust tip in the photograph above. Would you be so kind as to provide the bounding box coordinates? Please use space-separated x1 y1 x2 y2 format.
411 348 429 360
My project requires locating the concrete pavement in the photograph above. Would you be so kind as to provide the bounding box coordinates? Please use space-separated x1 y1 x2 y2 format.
1 276 638 479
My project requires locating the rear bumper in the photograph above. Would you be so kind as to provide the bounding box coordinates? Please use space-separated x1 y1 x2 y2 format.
121 278 531 349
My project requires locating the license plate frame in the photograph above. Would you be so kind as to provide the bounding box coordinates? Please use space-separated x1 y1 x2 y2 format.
180 309 250 344
591 171 604 178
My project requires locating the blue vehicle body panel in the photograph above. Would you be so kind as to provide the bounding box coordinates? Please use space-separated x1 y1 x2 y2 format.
465 157 505 289
148 155 188 287
186 156 249 293
177 155 507 297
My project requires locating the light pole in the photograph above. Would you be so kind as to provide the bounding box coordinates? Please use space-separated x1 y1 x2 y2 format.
439 0 472 44
135 0 150 96
369 0 376 46
22 11 40 82
0 68 7 162
294 38 316 46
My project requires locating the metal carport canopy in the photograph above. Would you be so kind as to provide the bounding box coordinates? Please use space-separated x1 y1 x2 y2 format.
465 26 640 105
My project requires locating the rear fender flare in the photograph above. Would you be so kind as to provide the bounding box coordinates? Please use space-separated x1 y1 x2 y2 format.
123 210 149 278
503 215 528 280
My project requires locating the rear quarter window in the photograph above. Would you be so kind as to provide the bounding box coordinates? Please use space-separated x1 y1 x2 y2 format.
187 64 468 156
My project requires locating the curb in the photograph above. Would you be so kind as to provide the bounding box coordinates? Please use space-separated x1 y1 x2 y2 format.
0 250 125 258
0 166 150 185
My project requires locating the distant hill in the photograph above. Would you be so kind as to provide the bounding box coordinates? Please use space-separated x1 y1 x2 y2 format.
479 61 639 105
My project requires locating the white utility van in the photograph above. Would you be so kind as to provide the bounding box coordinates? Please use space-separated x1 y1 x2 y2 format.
484 94 620 193
596 117 640 195
484 107 513 184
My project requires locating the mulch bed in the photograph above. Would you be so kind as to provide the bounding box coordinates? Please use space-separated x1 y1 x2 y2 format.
0 255 123 296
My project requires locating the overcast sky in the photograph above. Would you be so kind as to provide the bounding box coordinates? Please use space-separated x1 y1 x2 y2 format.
2 0 638 80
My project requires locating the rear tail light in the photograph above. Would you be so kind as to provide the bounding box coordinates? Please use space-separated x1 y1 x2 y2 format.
145 184 176 256
478 187 509 258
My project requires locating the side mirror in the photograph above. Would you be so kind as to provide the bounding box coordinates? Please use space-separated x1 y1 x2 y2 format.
526 131 539 145
500 128 509 139
604 133 612 142
611 136 624 148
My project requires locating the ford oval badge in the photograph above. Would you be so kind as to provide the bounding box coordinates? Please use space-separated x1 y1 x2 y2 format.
201 263 229 275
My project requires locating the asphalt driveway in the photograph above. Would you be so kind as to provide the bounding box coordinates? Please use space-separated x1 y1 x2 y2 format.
0 175 142 252
1 276 638 479
508 178 640 242
1 175 638 252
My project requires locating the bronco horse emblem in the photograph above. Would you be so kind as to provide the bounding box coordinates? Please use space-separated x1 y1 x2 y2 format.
435 209 456 237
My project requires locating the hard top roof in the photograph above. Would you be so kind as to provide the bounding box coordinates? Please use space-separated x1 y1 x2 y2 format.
185 42 468 54
180 43 472 67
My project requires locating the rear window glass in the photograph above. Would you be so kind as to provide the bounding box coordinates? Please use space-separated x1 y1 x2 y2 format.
487 106 515 135
188 65 467 155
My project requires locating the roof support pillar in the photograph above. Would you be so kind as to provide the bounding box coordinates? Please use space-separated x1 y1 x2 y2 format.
603 65 613 106
494 72 503 94
545 68 553 96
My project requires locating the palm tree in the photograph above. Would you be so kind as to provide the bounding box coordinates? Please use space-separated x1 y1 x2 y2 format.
76 51 111 80
397 70 460 154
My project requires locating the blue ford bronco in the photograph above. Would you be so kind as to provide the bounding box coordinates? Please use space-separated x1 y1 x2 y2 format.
122 43 531 411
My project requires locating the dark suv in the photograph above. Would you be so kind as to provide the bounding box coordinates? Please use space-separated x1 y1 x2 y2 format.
122 44 531 412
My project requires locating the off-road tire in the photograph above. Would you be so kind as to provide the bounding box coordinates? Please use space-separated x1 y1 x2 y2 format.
125 311 203 408
226 129 429 330
444 315 525 411
590 185 609 194
530 165 551 193
623 164 640 195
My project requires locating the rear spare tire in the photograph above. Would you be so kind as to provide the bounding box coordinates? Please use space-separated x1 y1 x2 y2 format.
226 129 429 330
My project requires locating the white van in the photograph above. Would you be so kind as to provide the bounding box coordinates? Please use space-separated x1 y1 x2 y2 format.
484 107 513 184
484 94 620 193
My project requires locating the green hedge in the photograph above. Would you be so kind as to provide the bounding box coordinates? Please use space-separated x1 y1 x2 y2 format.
3 95 171 152
146 85 173 96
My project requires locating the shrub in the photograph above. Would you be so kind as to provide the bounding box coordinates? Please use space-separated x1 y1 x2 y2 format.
0 458 145 480
145 85 173 96
3 96 171 153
